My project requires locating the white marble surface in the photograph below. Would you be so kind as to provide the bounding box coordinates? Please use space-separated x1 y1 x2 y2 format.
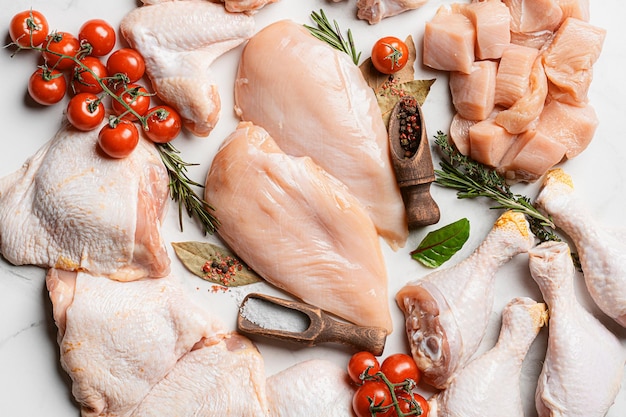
0 0 625 415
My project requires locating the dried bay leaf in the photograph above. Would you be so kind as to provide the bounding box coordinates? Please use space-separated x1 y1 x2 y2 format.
172 241 261 287
410 218 470 268
377 78 436 127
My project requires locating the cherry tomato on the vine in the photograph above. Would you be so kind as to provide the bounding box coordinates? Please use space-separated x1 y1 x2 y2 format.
352 381 393 417
43 31 81 71
106 48 146 83
111 84 151 121
9 10 49 47
348 351 381 385
380 392 429 417
66 92 105 131
98 120 140 159
371 36 409 75
380 353 421 386
72 56 107 94
28 68 67 106
143 105 182 143
78 19 116 57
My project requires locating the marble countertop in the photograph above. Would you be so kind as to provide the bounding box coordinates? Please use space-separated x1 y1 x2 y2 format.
1 0 625 415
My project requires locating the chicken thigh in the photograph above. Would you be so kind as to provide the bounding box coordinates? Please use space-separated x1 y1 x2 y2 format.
428 297 547 417
535 168 626 326
357 0 428 24
121 1 254 136
47 270 230 417
266 359 353 417
234 20 408 250
396 211 534 388
528 241 625 417
205 122 392 333
0 121 170 281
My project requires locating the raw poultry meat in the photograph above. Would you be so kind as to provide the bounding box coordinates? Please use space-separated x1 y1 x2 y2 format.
356 0 428 24
535 169 626 327
140 0 279 13
503 0 563 34
0 121 170 281
234 20 408 250
46 270 240 417
205 122 392 333
528 241 625 417
395 211 534 388
129 334 269 416
266 359 353 416
428 297 547 417
121 1 254 136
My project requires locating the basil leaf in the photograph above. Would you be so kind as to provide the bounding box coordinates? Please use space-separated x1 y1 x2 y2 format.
410 218 470 268
172 241 261 287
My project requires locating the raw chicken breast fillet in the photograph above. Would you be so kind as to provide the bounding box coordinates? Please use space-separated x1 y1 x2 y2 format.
46 270 233 417
0 121 170 281
234 20 408 250
396 211 534 388
205 122 392 333
140 0 278 13
121 1 254 136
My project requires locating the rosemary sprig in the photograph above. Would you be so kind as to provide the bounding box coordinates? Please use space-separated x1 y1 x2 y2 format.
433 131 559 242
156 142 220 235
304 9 361 65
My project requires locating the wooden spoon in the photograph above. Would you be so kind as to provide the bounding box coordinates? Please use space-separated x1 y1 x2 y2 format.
237 293 387 355
388 97 440 228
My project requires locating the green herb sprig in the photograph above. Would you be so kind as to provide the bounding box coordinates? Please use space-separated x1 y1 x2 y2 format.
304 9 361 65
433 132 559 242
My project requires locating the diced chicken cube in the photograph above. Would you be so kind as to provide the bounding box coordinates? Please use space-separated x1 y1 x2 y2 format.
504 0 563 33
534 99 598 159
542 17 606 105
449 112 476 156
495 44 539 107
461 0 511 60
423 6 475 74
450 60 498 121
558 0 590 22
497 130 567 181
469 117 517 167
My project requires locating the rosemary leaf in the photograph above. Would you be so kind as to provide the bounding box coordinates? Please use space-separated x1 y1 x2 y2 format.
304 9 361 65
433 132 559 242
156 142 220 235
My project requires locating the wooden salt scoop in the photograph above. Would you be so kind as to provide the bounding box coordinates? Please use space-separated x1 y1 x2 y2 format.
388 97 440 228
237 293 387 355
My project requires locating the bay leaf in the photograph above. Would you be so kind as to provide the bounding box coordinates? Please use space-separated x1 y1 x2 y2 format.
172 241 261 287
410 218 470 268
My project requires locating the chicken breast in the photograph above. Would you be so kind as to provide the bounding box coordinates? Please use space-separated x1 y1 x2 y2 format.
449 60 498 121
423 5 475 74
121 1 254 136
504 0 563 33
205 122 392 333
0 121 170 281
46 270 229 417
235 20 407 250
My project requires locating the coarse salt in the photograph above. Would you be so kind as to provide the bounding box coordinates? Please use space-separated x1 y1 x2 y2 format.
240 297 310 333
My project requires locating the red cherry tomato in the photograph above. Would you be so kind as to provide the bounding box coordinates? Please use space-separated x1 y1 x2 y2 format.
380 392 429 417
380 353 421 386
66 93 105 131
111 84 151 121
98 120 140 159
348 351 381 385
43 31 81 71
9 10 49 47
106 48 145 83
78 19 116 56
28 68 67 106
72 56 107 94
371 36 409 75
352 381 393 417
143 105 182 143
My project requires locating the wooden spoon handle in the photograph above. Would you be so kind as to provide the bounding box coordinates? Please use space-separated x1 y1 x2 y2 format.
317 315 387 355
402 182 441 228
